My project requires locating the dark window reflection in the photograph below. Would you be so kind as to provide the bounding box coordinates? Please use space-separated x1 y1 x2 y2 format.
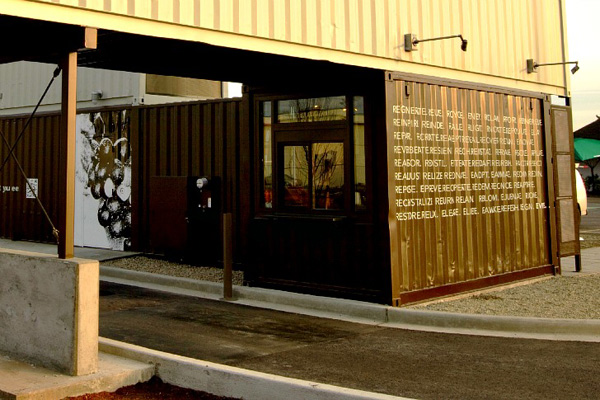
353 96 366 210
281 143 344 210
278 96 347 123
283 145 310 208
313 142 344 210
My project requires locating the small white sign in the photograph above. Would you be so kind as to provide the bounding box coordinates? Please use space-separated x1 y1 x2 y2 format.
26 178 38 199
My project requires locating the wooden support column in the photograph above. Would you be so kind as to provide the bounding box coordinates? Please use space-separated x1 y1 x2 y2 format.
223 213 233 300
58 52 77 259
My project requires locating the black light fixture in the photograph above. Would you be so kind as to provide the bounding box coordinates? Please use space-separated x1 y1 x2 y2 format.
527 59 579 74
404 33 468 52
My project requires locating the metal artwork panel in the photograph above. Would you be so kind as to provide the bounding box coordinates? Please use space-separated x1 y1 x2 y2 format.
558 198 576 243
553 108 570 154
556 154 573 198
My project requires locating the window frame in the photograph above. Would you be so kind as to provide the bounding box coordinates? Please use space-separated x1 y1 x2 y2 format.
256 94 369 217
275 126 349 214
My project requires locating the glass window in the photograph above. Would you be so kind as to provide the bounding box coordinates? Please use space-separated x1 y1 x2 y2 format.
353 97 367 210
262 102 273 208
278 96 347 123
282 145 310 208
259 94 368 213
313 142 344 210
281 142 344 210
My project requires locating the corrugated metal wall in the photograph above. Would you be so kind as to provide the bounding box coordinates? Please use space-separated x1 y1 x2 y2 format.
132 98 248 261
386 78 552 303
0 114 61 243
28 0 567 90
0 98 248 263
145 75 222 99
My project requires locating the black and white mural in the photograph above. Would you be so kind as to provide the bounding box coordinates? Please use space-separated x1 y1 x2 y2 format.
75 110 132 251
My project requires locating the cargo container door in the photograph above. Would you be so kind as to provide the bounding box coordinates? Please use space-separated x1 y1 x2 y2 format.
550 105 579 261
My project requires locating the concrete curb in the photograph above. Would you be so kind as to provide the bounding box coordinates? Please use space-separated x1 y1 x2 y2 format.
100 266 387 324
101 266 224 297
100 266 600 342
386 308 600 342
99 338 412 400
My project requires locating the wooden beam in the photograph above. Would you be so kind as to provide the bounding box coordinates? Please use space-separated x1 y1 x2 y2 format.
0 16 97 64
58 52 77 259
84 27 98 50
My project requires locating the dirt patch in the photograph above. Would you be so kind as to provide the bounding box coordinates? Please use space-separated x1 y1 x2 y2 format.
66 377 239 400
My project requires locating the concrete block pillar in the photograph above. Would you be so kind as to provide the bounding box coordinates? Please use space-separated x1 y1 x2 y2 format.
0 249 99 376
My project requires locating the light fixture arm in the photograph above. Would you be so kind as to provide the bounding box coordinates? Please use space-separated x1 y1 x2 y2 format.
405 33 468 52
527 59 579 74
414 34 464 45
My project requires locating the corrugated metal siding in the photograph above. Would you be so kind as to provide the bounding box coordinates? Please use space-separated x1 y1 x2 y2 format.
77 67 140 102
133 99 247 261
0 62 61 110
0 113 61 242
145 75 222 99
0 98 247 263
386 79 551 302
28 0 566 88
0 62 139 111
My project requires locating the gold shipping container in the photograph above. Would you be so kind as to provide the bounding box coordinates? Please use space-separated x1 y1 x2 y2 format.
386 76 554 304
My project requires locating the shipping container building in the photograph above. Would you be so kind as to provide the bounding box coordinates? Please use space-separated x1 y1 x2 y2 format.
0 0 578 305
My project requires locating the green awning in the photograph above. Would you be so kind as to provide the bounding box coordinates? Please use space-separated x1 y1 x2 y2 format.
574 138 600 162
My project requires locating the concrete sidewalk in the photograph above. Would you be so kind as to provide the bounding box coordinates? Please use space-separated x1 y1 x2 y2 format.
0 239 137 262
1 239 599 400
0 353 154 400
560 247 600 276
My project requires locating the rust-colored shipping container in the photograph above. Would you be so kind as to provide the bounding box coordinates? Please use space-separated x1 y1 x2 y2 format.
132 99 248 265
0 98 248 267
0 113 61 243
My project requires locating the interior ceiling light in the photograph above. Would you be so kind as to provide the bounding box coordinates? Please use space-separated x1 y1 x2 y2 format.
404 33 468 52
527 59 580 74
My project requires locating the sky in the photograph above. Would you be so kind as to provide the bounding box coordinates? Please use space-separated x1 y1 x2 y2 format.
566 0 600 131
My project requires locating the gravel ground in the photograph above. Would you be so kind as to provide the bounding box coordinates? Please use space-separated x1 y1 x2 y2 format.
101 254 600 320
409 274 600 319
102 256 244 286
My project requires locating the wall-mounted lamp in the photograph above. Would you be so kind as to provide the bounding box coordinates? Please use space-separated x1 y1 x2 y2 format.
404 33 468 52
91 90 103 103
526 59 580 74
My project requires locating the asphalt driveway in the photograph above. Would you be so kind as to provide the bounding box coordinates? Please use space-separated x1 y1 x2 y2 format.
100 281 600 400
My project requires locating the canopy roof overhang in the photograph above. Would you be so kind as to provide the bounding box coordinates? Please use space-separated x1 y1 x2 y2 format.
574 138 600 163
0 13 380 258
0 15 97 64
0 14 376 89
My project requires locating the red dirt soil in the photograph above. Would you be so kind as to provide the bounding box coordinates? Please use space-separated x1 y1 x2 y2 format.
66 377 240 400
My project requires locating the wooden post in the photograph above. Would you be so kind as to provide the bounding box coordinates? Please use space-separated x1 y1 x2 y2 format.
58 52 77 259
223 213 233 300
